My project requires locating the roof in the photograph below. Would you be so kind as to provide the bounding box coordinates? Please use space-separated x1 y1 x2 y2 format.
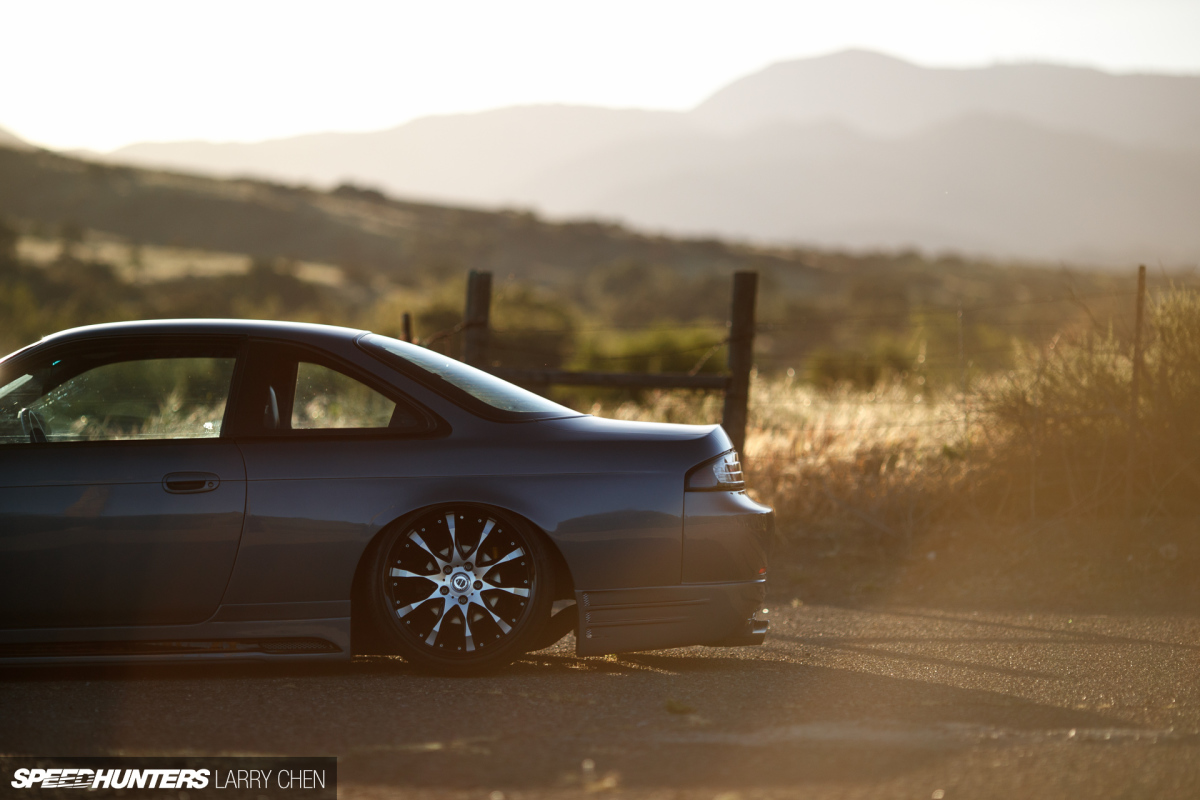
38 319 368 347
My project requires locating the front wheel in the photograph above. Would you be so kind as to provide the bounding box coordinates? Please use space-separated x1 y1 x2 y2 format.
366 505 553 674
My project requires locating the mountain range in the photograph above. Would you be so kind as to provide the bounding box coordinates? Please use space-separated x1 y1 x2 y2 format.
37 50 1200 265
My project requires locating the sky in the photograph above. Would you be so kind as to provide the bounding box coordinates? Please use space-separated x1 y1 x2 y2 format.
3 0 1199 152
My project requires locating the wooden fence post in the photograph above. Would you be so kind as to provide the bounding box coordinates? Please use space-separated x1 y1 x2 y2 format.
722 271 758 454
463 270 492 367
1126 264 1147 515
401 312 413 344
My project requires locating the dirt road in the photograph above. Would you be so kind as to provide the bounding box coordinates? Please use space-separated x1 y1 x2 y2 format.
2 604 1198 799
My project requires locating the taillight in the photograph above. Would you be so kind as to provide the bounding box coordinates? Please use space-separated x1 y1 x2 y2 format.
686 450 745 491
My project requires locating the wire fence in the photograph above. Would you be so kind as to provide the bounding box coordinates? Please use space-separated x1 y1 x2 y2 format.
421 286 1140 348
414 275 1152 453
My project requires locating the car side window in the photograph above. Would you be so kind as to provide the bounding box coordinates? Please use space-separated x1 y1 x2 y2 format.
291 361 400 430
0 357 234 443
0 373 43 444
238 340 432 436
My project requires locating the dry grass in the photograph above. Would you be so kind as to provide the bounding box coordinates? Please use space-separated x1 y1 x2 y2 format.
589 378 1200 611
16 233 344 286
743 378 979 539
589 376 982 541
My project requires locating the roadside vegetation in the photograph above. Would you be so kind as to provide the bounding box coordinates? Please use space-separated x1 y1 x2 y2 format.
600 289 1200 526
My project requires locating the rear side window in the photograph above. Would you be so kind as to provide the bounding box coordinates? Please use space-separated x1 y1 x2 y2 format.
238 340 432 436
292 361 397 430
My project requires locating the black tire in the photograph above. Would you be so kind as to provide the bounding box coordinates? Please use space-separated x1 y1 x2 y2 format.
366 504 553 675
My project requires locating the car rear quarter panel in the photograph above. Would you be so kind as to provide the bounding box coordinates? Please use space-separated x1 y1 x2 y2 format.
223 422 727 605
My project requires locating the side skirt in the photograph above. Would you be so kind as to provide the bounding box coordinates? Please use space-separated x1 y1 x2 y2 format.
0 613 351 666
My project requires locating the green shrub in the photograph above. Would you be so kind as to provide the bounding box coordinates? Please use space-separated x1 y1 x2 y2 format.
984 287 1200 516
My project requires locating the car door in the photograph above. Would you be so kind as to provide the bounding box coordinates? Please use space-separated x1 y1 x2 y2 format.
220 339 437 606
0 336 248 629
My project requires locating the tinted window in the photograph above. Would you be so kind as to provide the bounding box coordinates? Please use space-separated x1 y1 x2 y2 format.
360 333 577 419
292 361 397 429
0 357 234 443
0 373 42 443
239 340 430 436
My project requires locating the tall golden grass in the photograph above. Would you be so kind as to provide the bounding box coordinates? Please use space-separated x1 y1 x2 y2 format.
590 378 978 541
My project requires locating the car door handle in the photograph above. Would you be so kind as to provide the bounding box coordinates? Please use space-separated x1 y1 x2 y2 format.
163 472 221 494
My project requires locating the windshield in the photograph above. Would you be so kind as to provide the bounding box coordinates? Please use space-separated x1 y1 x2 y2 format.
359 333 579 420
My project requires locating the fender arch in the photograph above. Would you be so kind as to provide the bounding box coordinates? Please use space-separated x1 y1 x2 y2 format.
349 500 575 655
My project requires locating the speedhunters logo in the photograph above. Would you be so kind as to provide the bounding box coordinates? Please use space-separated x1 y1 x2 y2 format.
12 768 212 790
2 758 335 798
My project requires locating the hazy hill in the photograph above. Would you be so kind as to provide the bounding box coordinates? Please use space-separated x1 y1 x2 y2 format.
520 115 1200 265
694 49 1200 151
0 144 797 284
0 126 31 151
73 51 1200 265
107 106 691 206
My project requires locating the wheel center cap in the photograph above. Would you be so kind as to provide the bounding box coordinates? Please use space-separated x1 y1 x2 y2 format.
450 573 471 593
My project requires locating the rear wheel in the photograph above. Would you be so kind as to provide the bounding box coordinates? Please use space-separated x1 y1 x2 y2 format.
367 504 552 674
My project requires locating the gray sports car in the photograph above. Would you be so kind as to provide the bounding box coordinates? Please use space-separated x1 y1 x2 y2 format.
0 320 773 673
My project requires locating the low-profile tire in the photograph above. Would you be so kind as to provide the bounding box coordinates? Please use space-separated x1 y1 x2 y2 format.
366 504 553 675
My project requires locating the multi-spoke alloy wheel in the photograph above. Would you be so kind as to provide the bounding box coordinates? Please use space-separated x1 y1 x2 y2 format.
367 505 552 674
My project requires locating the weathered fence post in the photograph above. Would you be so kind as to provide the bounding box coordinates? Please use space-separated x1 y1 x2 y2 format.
463 270 492 367
722 271 758 454
1126 263 1147 515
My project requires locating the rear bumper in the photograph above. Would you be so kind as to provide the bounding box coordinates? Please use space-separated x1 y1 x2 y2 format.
683 491 774 583
709 617 769 647
574 579 768 656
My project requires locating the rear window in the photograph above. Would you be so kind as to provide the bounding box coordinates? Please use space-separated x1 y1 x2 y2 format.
359 333 578 420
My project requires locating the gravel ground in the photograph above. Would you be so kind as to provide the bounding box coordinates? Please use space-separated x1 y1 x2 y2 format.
1 604 1198 800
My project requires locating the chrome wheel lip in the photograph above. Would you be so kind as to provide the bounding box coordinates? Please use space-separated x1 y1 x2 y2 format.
383 508 535 658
